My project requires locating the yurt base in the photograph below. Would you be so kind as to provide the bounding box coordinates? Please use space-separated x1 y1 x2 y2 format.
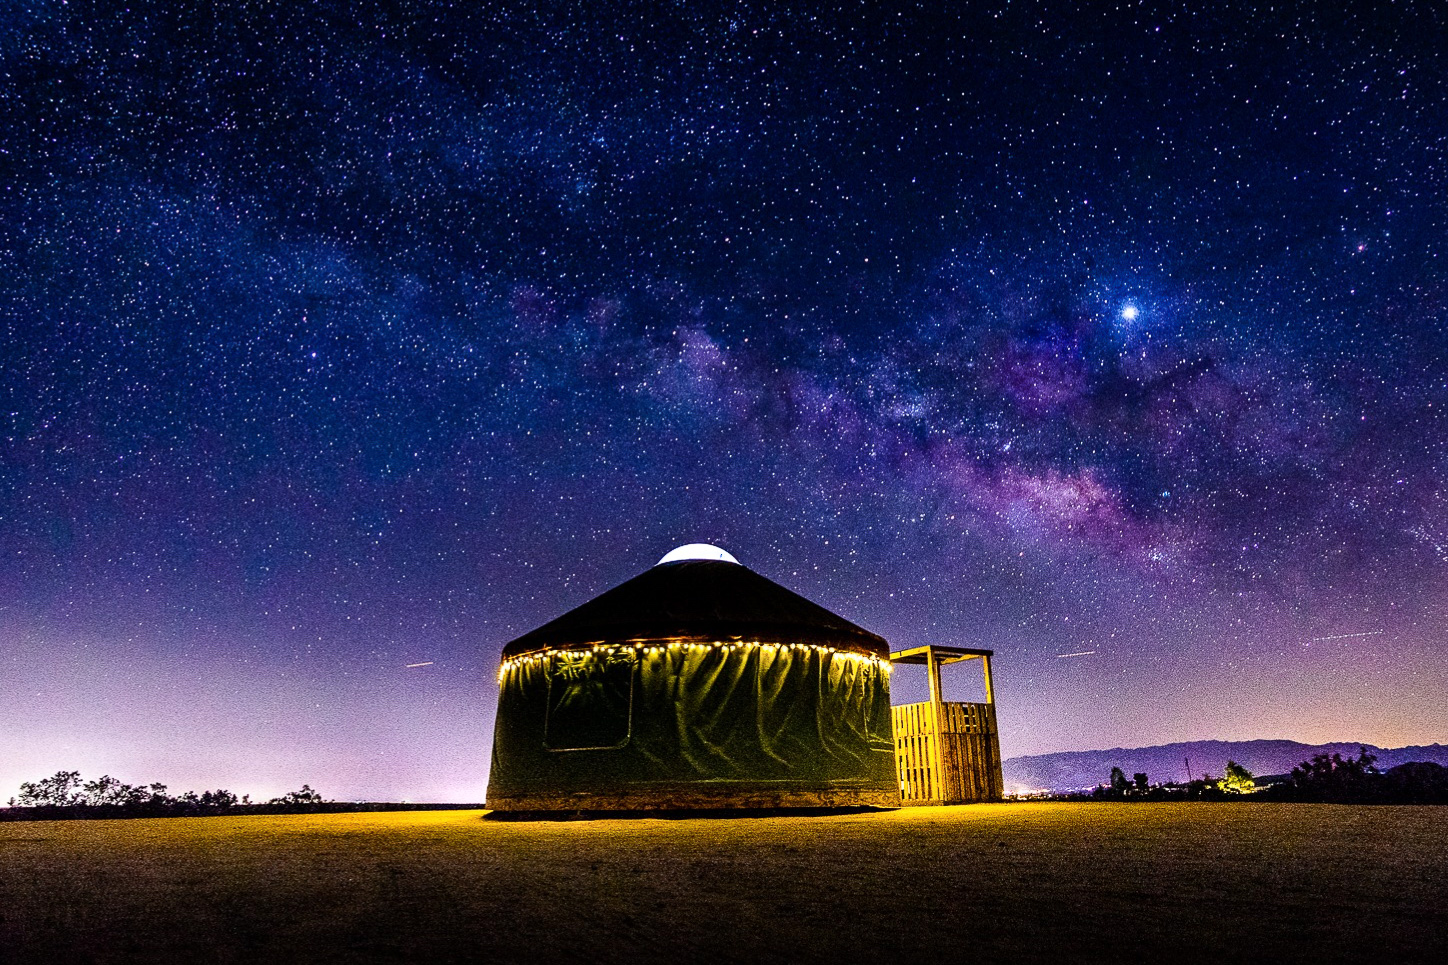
486 785 902 813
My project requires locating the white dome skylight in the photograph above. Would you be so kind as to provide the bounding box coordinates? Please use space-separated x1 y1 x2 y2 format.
657 543 740 566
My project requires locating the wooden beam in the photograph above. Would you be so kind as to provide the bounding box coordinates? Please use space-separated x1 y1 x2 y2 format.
925 647 949 802
924 645 942 708
890 644 993 665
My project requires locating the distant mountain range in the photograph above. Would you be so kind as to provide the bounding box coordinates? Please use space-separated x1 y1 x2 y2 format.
1002 740 1448 793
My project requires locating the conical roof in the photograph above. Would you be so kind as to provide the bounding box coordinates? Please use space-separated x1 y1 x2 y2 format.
501 558 888 658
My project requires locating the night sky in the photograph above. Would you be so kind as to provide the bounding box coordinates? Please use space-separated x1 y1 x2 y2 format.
4 1 1447 802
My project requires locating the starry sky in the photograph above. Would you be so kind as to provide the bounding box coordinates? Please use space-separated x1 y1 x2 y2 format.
3 1 1447 802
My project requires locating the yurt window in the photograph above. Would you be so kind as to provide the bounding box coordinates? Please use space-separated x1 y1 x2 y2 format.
544 649 636 751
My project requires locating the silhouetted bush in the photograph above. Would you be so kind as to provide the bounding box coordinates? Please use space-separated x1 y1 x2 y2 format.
1379 762 1448 803
1054 749 1448 804
3 771 344 819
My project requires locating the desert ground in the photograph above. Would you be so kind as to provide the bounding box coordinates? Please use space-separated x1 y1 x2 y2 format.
2 802 1445 963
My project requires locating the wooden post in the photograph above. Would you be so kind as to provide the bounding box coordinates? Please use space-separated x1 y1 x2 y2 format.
982 653 1003 799
925 645 948 804
925 645 942 707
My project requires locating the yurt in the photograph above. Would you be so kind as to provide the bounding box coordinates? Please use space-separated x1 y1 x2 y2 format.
485 544 900 810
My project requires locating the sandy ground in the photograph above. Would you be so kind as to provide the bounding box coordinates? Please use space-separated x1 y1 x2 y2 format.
2 802 1445 963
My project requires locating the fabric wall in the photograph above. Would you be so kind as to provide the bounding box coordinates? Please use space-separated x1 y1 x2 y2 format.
488 642 896 800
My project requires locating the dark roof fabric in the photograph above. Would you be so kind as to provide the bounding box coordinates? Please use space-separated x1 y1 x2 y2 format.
501 560 888 658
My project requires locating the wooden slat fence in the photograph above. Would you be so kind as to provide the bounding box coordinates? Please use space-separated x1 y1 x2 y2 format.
892 700 1003 804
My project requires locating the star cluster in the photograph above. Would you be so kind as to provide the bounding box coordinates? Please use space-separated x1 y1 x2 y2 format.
3 1 1446 800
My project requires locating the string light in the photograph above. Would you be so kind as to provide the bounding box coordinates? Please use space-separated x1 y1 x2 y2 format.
497 639 892 682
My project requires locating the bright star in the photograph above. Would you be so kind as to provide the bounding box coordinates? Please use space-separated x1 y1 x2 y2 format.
1120 304 1140 322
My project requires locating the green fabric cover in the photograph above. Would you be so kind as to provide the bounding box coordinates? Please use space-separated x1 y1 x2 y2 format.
488 643 897 800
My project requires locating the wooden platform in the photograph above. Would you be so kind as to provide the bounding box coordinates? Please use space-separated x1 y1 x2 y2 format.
890 645 1004 804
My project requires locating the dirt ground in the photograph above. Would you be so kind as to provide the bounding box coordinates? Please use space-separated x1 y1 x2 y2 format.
2 802 1445 963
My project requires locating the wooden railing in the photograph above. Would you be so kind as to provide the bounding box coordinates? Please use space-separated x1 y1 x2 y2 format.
892 700 1003 804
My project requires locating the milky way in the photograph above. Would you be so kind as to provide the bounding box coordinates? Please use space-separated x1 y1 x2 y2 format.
3 2 1446 800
